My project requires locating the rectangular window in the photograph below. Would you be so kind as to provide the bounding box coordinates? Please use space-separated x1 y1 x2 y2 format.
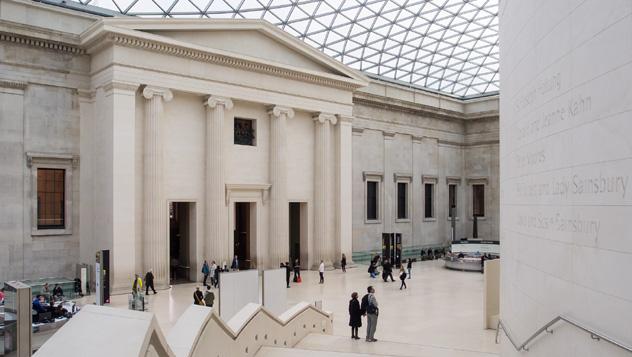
472 184 485 217
397 182 408 219
448 184 457 217
366 181 378 220
234 118 256 146
424 183 434 218
37 168 65 229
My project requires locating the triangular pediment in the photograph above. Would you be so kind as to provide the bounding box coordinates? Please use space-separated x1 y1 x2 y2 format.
87 18 368 88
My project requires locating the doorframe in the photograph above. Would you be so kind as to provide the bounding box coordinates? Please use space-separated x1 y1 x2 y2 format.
226 184 268 270
289 199 310 270
167 199 199 282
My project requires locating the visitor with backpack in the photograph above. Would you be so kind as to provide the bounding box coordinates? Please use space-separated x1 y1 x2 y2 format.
201 260 210 289
399 267 407 290
361 286 379 342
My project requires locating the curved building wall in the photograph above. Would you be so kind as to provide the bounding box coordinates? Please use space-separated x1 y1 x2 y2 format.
500 1 632 356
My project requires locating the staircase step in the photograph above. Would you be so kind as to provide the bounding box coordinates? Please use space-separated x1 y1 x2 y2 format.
256 346 372 357
294 334 498 357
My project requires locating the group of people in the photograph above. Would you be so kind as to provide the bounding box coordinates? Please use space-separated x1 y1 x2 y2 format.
132 270 157 296
281 259 302 288
368 256 413 290
348 286 379 341
193 286 215 307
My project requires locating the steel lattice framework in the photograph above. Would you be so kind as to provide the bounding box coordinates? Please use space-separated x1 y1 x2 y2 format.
75 0 499 98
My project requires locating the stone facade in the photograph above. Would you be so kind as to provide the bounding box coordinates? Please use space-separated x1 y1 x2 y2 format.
0 0 499 288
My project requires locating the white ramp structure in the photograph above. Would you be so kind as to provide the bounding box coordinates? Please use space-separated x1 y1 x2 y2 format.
33 305 174 357
168 302 333 357
219 269 259 320
262 268 288 316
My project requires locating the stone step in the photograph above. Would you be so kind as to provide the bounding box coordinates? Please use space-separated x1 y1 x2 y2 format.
255 346 371 357
293 334 499 357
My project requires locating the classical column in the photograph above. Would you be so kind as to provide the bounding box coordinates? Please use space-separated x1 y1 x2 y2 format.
313 112 337 269
142 86 172 289
205 96 233 265
268 106 294 268
337 115 354 266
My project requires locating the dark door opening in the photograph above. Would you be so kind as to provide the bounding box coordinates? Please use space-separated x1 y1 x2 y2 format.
289 202 301 266
170 202 194 283
234 202 251 270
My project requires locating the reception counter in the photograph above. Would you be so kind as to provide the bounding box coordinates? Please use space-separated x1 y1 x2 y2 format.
443 256 484 272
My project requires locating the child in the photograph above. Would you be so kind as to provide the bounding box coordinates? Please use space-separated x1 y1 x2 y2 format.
399 267 407 290
348 292 362 339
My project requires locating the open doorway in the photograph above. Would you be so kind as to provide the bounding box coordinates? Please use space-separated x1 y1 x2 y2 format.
169 202 196 283
289 202 308 269
234 202 256 270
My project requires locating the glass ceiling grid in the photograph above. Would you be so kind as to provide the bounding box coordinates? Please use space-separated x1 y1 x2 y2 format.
77 0 499 97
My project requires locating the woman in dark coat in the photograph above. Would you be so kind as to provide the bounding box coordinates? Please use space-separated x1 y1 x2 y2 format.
348 292 362 339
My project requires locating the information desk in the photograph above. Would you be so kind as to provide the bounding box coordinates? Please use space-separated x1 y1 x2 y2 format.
450 240 500 255
443 256 484 272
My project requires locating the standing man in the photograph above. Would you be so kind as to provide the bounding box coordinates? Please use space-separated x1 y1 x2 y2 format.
341 254 347 273
231 255 239 271
284 262 291 288
361 286 379 342
318 260 325 284
209 261 217 288
145 269 157 295
201 260 210 288
406 258 412 279
293 259 301 282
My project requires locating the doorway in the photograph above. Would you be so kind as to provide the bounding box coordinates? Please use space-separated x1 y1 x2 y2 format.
289 202 308 269
234 202 255 270
169 202 195 283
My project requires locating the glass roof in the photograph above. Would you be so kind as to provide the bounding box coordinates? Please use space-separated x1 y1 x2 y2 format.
76 0 499 98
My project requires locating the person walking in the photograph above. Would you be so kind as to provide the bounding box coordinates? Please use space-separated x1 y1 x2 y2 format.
341 254 347 272
213 266 220 288
399 267 407 290
209 261 217 288
203 286 215 307
361 286 379 342
193 287 204 305
145 269 157 295
382 259 395 282
406 258 412 279
201 260 210 288
348 292 362 339
284 262 291 288
231 255 239 271
319 260 325 284
293 259 301 282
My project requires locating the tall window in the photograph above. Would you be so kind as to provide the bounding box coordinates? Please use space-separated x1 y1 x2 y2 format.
448 184 457 217
234 118 256 146
472 184 485 217
37 168 65 229
397 182 408 219
366 181 379 220
424 183 434 218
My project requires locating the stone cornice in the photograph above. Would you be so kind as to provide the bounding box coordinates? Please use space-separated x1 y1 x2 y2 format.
353 92 499 122
0 80 27 90
101 81 140 94
99 32 361 91
0 31 85 55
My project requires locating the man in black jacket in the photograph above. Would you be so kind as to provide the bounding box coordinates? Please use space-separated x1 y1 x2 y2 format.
382 260 395 282
145 269 157 295
284 262 291 288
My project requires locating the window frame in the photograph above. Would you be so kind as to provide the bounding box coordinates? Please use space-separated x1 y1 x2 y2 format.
394 173 412 222
28 153 77 236
363 172 383 224
233 117 257 146
446 176 462 220
467 177 488 220
37 168 66 229
422 175 438 221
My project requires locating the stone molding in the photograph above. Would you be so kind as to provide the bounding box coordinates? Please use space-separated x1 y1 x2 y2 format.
466 177 489 185
101 81 140 94
362 171 383 181
268 105 295 119
383 131 396 139
0 32 85 55
337 115 353 124
351 127 364 134
224 183 271 205
205 95 234 110
393 172 413 182
422 175 438 184
104 33 360 91
26 152 79 168
0 79 27 90
446 176 463 185
142 86 173 101
312 112 337 125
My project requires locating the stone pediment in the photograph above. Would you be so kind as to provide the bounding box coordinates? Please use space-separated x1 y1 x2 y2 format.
81 18 368 90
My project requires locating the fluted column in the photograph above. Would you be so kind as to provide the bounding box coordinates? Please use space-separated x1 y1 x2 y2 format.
268 106 294 268
205 96 233 265
142 86 172 288
313 113 337 269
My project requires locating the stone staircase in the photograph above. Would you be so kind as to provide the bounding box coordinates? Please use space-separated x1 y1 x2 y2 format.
256 333 498 357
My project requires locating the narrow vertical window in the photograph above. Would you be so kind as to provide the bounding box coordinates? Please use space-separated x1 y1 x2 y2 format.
472 184 485 217
37 168 65 229
448 184 457 217
366 181 379 220
397 182 408 219
424 183 434 218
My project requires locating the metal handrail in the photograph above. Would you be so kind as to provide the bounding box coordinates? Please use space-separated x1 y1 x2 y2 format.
495 316 632 353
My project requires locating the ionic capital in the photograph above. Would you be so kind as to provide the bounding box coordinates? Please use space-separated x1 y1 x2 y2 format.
313 112 338 125
268 105 295 119
142 86 173 102
205 96 233 110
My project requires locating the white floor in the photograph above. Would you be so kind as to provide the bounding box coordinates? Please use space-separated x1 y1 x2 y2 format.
84 260 499 356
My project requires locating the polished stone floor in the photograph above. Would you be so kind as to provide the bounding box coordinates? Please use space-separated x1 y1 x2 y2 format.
91 260 499 356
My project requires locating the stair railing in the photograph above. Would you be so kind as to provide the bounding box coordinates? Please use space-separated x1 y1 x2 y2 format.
496 315 632 353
